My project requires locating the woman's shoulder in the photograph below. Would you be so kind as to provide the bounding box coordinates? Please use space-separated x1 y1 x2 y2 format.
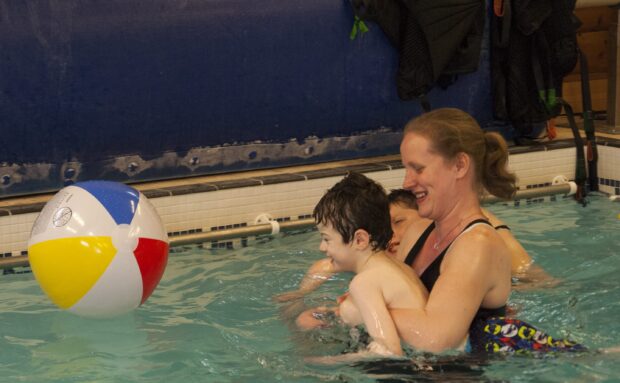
451 222 503 255
443 222 511 273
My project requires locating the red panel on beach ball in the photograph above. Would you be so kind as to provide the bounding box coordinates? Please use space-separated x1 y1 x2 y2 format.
134 238 169 304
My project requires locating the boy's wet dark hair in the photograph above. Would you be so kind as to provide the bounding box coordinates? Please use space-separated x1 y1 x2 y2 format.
313 172 392 251
388 189 418 210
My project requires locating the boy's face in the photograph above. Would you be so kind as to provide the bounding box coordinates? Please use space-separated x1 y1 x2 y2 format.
388 202 421 256
317 222 357 272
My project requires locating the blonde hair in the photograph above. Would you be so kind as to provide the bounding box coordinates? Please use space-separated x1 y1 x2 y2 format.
403 108 516 200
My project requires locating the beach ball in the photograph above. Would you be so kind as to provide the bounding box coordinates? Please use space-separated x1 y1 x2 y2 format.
28 181 169 317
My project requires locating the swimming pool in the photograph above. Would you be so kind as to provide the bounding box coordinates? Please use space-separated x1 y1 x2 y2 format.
0 194 619 382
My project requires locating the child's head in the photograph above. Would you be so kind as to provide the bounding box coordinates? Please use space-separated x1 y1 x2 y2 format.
387 189 421 256
313 172 392 251
388 189 418 210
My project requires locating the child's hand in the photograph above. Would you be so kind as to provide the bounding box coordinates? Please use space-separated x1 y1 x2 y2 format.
367 340 397 356
305 346 399 365
273 290 306 302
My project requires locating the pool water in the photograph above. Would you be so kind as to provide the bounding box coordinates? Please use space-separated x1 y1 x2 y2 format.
0 194 619 382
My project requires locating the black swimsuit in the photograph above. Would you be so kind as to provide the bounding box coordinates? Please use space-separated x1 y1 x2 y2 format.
405 219 584 354
405 219 506 319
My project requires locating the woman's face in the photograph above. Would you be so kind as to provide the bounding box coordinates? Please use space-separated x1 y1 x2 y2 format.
400 133 457 220
387 202 421 256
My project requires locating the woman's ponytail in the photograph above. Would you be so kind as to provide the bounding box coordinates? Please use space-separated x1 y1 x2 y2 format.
482 132 517 200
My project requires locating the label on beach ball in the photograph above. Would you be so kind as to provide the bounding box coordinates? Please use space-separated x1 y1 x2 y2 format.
28 181 169 318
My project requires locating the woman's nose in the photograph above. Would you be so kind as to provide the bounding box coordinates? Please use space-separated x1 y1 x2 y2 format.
403 169 417 190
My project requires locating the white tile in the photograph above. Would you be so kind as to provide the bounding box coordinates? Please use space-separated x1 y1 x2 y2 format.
2 146 619 254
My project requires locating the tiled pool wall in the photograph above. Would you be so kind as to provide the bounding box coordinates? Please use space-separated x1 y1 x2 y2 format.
0 139 619 257
598 145 620 196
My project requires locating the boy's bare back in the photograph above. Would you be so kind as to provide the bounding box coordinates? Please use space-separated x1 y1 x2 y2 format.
339 252 428 327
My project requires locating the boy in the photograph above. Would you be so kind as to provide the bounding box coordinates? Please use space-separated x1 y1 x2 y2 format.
275 188 421 302
386 189 421 256
305 172 428 356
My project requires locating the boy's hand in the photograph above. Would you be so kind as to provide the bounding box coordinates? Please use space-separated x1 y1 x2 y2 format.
273 290 306 302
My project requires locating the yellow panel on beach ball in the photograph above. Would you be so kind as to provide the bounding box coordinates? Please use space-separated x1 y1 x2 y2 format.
28 236 116 309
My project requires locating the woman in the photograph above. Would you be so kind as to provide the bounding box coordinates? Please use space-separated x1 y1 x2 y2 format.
287 109 580 353
392 108 580 353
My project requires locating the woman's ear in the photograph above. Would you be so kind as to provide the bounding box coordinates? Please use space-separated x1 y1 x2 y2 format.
454 152 471 179
353 229 371 249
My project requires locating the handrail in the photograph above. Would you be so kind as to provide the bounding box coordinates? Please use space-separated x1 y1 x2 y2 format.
0 256 29 269
0 182 577 270
169 218 315 247
482 182 576 203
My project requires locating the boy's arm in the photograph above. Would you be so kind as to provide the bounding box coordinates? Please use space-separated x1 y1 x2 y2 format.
298 258 338 291
305 274 404 364
348 274 403 356
482 208 559 288
481 208 533 273
274 258 338 302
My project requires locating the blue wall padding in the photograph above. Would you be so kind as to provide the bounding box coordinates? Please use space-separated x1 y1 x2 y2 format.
0 0 491 163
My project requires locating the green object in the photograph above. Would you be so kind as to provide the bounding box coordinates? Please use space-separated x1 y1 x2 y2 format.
350 16 369 40
538 88 557 111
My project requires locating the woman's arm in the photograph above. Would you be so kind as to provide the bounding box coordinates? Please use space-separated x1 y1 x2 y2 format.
391 227 512 352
